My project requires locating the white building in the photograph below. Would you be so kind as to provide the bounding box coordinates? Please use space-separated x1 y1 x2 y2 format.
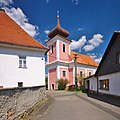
85 32 120 97
0 9 48 88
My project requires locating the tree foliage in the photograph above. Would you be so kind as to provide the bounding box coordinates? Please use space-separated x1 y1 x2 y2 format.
56 78 69 90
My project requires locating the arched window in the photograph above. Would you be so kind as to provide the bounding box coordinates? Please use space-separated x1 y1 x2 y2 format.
50 45 54 53
63 44 66 52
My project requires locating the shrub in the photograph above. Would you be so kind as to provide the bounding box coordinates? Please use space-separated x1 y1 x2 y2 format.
67 85 75 91
56 78 69 90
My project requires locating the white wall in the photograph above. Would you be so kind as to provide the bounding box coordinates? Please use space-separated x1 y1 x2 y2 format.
85 77 97 91
0 45 46 88
98 72 120 96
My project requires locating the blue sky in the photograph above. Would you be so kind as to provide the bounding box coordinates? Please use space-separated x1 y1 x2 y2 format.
0 0 120 63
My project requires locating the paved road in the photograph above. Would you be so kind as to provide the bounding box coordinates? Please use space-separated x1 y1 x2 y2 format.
27 91 120 120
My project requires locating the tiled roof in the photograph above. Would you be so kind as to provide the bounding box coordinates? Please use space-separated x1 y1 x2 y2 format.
0 9 48 49
70 51 98 67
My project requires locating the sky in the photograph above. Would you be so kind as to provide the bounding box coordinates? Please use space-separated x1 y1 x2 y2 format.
0 0 120 63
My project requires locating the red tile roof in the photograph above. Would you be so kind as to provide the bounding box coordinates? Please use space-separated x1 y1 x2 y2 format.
70 51 98 67
0 9 48 49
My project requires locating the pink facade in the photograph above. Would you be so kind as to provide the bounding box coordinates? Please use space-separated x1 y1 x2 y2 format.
47 36 97 90
68 68 73 86
48 42 56 63
87 69 93 76
77 68 85 76
49 68 57 90
60 68 69 79
59 41 70 61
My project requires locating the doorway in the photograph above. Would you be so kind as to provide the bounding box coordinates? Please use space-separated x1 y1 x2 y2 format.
86 80 90 90
52 84 54 90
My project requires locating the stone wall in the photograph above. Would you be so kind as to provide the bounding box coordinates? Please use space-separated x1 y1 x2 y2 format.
0 86 46 120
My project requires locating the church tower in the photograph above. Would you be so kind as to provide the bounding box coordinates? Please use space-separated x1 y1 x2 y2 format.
46 12 72 90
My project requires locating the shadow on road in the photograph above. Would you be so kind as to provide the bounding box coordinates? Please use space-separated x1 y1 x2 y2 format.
87 93 120 107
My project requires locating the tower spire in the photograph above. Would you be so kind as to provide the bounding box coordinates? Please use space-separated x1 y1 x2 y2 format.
57 10 60 26
48 11 69 38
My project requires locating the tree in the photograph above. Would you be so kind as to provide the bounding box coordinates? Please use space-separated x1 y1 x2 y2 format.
56 78 69 90
77 73 85 90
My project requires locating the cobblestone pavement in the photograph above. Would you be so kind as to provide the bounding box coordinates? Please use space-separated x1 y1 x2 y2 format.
27 91 120 120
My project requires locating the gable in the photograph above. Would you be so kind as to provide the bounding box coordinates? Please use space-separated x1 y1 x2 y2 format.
0 10 48 50
96 32 120 76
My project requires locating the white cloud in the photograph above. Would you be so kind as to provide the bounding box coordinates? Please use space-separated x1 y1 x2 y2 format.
0 0 13 6
77 28 83 31
83 45 94 52
89 34 103 47
83 34 103 52
95 57 102 63
70 36 87 52
87 53 102 64
46 0 50 3
44 30 50 34
3 7 39 37
72 0 79 5
44 39 48 42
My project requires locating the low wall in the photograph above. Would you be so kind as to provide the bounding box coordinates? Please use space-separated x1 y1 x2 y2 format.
0 86 46 120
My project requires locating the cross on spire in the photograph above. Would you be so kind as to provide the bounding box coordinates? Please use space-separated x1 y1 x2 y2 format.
57 10 59 19
57 10 60 26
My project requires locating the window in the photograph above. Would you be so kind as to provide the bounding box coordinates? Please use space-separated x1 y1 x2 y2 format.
80 71 83 77
63 71 66 77
50 45 54 53
100 79 109 90
116 52 120 64
89 72 92 76
18 82 23 88
19 56 26 68
63 44 66 52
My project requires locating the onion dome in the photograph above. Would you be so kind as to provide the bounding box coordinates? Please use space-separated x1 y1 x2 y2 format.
48 14 69 39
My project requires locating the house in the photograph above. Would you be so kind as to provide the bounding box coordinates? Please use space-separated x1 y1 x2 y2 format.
46 15 98 90
85 32 120 97
84 75 97 92
0 9 48 88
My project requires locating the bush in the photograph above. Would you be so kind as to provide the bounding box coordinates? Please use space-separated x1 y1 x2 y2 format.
67 85 75 91
56 78 69 90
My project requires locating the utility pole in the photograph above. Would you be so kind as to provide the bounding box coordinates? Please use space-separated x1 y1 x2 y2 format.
73 54 79 90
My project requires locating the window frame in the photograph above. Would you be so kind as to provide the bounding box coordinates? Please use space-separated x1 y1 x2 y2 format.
19 56 27 68
18 82 23 88
99 79 109 90
50 45 54 54
63 71 66 77
63 44 66 52
80 71 83 77
89 72 92 76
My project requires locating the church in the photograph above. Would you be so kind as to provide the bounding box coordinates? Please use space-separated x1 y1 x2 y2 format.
46 14 98 90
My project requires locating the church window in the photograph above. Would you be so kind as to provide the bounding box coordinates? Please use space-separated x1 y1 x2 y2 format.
63 44 66 52
51 45 54 53
63 71 66 77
